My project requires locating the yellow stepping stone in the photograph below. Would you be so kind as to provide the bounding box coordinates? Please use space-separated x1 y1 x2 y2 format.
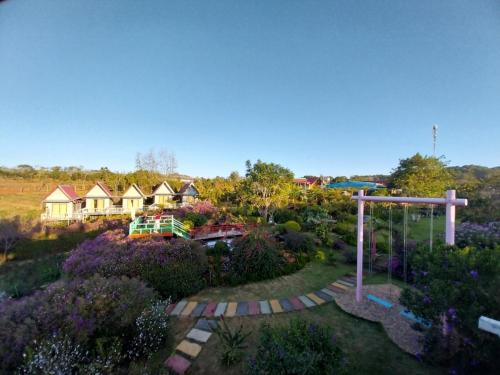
332 282 348 290
270 299 283 313
181 301 198 316
225 302 237 317
176 340 202 358
307 293 325 305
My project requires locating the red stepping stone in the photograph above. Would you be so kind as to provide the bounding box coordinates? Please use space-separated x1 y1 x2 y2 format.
202 302 217 317
165 354 191 374
248 300 260 315
165 303 177 315
289 296 306 310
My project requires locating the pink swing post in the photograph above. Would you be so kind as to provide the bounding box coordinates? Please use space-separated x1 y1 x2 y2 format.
352 190 467 303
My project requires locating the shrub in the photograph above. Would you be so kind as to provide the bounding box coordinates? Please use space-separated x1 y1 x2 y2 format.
129 300 171 360
229 230 284 285
273 208 300 224
283 220 301 232
332 239 348 251
184 212 208 227
282 231 315 253
247 318 345 375
191 200 219 216
19 334 87 375
207 240 230 256
0 275 156 372
342 249 357 264
334 221 355 236
63 230 208 299
213 316 250 366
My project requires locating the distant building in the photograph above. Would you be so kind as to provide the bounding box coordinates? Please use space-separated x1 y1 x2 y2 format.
176 182 199 205
84 181 114 213
42 185 82 220
122 183 146 211
293 176 322 189
152 181 176 207
325 181 385 190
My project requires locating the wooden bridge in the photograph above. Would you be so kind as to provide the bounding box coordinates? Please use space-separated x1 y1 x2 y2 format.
128 216 249 241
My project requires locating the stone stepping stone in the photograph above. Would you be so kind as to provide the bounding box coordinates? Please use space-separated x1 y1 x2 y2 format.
321 288 337 298
307 292 325 305
181 301 198 317
187 328 212 343
176 340 202 358
195 319 218 332
298 295 316 308
314 290 333 302
289 296 306 310
248 301 260 315
165 354 191 374
279 298 294 312
226 302 237 317
165 303 177 315
191 303 207 318
214 302 227 317
331 282 349 291
337 279 355 288
259 300 271 314
270 299 283 313
203 302 217 317
328 284 346 294
170 300 188 316
236 302 249 316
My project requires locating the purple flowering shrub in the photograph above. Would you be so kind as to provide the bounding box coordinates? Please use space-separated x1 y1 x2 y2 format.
456 221 499 249
248 318 345 374
400 245 500 374
63 229 207 300
0 275 156 372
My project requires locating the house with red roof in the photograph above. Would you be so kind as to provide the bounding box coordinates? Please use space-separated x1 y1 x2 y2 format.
42 184 82 221
293 176 323 190
83 181 115 214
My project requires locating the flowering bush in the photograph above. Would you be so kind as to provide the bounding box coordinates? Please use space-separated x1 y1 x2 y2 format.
400 245 500 374
0 275 156 372
229 229 284 285
247 318 345 375
19 334 87 375
456 222 499 249
63 230 207 299
129 300 171 360
191 200 219 215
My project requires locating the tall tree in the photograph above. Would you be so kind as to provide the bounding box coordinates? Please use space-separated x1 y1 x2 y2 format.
241 160 294 220
391 153 452 197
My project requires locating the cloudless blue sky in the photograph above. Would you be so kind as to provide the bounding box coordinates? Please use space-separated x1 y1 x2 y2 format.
1 0 499 177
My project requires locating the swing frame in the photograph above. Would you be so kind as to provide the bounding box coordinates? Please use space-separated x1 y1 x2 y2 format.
351 190 467 303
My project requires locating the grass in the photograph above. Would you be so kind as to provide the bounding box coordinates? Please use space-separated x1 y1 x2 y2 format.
0 191 46 220
168 304 443 375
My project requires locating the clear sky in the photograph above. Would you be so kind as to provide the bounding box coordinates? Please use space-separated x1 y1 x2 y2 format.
0 0 499 178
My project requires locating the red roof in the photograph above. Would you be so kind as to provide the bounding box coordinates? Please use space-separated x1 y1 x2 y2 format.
95 181 113 197
306 176 320 184
294 178 308 184
44 184 80 202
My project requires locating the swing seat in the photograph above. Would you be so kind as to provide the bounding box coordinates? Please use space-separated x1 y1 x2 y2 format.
400 309 431 328
367 294 393 309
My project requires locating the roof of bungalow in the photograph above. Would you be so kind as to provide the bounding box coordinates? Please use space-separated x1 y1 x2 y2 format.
152 181 175 195
122 183 146 198
325 181 385 190
43 184 81 202
294 178 308 184
305 176 321 184
85 181 113 198
177 182 199 196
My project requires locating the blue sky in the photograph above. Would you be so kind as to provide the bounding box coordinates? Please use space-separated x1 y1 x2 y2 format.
0 0 499 177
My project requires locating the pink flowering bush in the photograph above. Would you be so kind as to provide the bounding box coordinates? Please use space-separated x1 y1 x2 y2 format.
63 229 207 299
0 275 157 372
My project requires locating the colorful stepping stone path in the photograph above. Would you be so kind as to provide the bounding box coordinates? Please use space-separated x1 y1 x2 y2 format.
165 277 362 373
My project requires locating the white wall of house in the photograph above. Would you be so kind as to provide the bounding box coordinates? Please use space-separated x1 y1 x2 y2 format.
44 201 74 218
85 185 112 210
122 198 144 210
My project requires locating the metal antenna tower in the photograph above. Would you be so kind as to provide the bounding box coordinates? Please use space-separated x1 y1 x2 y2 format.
432 124 438 156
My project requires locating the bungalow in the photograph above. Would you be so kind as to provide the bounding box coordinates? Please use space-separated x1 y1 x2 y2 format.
84 181 114 213
176 182 199 205
42 184 82 220
152 181 176 207
122 183 146 211
293 176 322 190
